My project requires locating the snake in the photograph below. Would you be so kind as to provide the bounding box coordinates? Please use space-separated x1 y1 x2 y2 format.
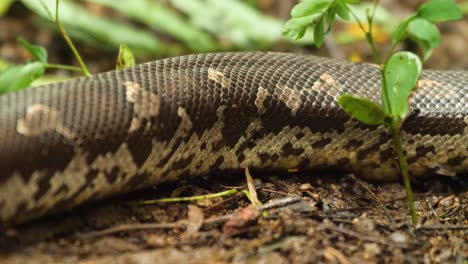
0 52 467 226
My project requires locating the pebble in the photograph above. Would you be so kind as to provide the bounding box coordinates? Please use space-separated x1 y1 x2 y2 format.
299 183 312 191
389 231 409 244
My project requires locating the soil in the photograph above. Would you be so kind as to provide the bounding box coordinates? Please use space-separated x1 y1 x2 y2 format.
1 172 466 263
0 1 467 263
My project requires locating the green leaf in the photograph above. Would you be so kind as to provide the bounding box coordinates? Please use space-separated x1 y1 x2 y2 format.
382 52 422 120
290 0 333 17
283 15 321 40
344 0 360 4
417 0 462 23
325 6 336 29
17 37 48 63
391 14 416 44
282 0 334 44
338 94 385 125
0 0 15 16
407 18 441 61
0 62 45 94
334 0 350 20
313 17 326 46
116 44 135 70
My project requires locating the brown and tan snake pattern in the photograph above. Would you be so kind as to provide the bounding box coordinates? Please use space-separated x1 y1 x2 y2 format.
0 52 467 225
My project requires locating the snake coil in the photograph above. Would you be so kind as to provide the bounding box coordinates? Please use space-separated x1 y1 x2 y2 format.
0 52 467 225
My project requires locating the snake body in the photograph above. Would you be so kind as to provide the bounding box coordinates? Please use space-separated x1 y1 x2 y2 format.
0 52 467 225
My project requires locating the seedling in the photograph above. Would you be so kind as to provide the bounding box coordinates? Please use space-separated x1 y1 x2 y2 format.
0 0 137 94
283 0 462 224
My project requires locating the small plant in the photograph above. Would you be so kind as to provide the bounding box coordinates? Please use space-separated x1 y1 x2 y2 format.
0 0 136 94
116 44 136 70
0 0 88 94
283 0 462 224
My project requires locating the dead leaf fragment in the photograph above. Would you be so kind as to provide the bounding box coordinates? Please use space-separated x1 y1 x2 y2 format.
222 205 260 237
185 205 204 236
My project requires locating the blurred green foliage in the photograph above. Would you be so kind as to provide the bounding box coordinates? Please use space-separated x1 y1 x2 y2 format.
0 0 15 16
21 0 174 56
170 0 284 49
88 0 217 52
0 0 289 93
19 0 286 57
1 0 463 94
0 62 45 94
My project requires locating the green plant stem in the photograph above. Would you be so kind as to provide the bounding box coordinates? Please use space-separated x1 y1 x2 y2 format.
132 188 238 205
390 124 418 224
384 41 398 63
44 63 83 72
40 0 91 76
56 23 90 76
380 68 393 115
370 0 379 18
365 33 381 64
366 0 381 64
54 0 90 76
347 5 381 65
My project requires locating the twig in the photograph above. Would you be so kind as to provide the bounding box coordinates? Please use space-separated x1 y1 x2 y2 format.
76 222 186 240
131 188 238 205
76 196 302 240
203 191 245 215
347 174 395 224
260 188 290 196
320 224 412 249
76 214 234 240
258 196 302 211
219 184 245 190
416 224 468 231
381 192 449 204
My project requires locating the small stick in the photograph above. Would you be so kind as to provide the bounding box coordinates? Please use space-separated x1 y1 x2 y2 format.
76 222 186 240
132 188 238 205
416 224 468 231
348 174 395 224
76 196 302 240
320 224 412 249
258 196 302 211
260 188 290 196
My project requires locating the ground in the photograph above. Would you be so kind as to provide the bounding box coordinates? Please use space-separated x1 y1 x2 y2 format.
1 172 466 263
0 1 467 263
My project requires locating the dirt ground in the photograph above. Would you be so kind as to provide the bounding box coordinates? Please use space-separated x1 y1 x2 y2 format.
0 1 467 263
1 172 466 263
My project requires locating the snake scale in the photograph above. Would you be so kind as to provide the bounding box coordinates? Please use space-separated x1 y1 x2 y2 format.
0 52 467 225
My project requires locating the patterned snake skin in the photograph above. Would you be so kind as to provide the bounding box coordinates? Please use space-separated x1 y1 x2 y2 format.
0 52 467 225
